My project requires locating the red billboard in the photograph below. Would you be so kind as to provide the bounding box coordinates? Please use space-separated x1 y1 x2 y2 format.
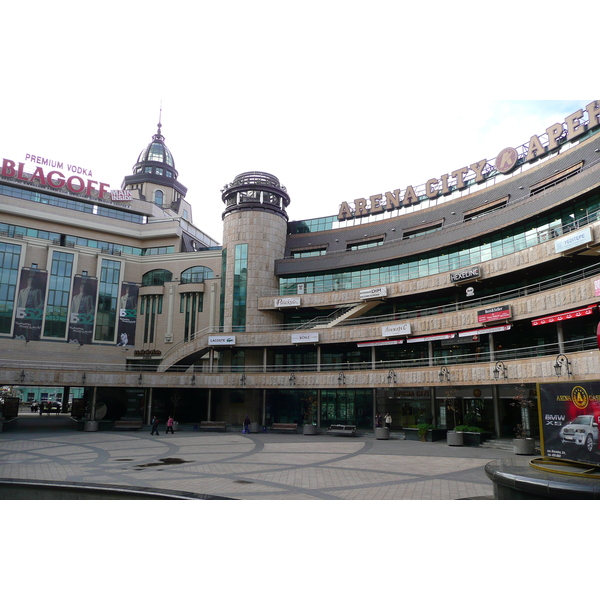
539 381 600 466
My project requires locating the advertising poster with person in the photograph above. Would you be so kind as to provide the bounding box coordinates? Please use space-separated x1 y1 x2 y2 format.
68 275 98 345
540 381 600 466
13 268 48 341
116 282 139 347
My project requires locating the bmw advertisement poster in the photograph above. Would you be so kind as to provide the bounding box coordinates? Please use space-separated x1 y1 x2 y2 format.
540 382 600 466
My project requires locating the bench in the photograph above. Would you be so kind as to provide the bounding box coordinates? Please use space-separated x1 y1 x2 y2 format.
327 424 356 436
271 423 298 433
199 421 227 432
113 420 144 430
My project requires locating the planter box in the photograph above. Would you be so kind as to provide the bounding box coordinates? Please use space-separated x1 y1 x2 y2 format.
303 424 317 435
404 428 447 442
513 438 535 455
447 430 464 446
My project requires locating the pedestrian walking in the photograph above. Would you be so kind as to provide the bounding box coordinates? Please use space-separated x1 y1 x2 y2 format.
376 412 382 428
385 412 392 430
243 415 251 434
151 416 159 435
166 416 174 434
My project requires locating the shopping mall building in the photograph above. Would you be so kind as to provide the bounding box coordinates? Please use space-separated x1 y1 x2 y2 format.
2 101 600 438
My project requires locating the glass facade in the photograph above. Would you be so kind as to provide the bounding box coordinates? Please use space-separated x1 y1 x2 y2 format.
281 193 600 295
43 251 74 338
180 292 203 341
142 295 162 344
94 259 121 342
180 266 214 283
0 242 22 333
232 244 248 331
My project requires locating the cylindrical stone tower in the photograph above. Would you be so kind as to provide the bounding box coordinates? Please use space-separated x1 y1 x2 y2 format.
221 171 290 332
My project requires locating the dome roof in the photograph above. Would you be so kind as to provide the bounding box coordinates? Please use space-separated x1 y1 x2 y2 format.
132 121 178 178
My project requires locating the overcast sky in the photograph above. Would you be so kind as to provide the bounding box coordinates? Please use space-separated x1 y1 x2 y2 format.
2 0 593 575
2 2 595 245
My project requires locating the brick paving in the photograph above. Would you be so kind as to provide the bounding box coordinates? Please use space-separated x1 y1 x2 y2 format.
0 413 514 500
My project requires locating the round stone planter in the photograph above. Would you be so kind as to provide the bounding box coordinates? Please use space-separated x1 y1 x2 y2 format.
303 424 317 435
249 422 261 433
375 427 390 440
84 420 99 432
447 430 464 446
513 438 535 455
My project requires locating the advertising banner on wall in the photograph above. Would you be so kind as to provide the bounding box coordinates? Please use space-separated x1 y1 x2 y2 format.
68 275 98 345
117 282 140 347
13 268 48 341
540 381 600 466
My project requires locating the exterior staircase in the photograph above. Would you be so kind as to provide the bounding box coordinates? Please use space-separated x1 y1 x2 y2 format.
313 301 382 329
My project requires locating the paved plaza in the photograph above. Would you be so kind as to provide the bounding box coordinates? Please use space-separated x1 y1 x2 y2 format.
0 413 519 500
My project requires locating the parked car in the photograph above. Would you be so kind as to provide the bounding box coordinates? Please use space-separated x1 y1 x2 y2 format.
559 415 599 452
30 402 40 412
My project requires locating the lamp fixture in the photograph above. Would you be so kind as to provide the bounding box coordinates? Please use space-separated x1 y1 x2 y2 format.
289 373 296 385
338 372 346 386
138 373 143 385
438 366 450 383
20 370 25 383
553 354 572 377
82 372 86 385
240 373 247 385
492 361 507 380
191 374 196 385
386 370 397 385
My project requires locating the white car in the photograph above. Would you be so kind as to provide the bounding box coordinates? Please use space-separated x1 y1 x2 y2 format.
559 415 599 453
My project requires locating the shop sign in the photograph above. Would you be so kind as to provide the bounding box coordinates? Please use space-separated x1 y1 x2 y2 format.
407 333 456 343
458 324 511 337
382 322 411 337
291 332 319 344
358 339 403 348
274 297 301 307
134 349 162 356
450 266 481 284
337 101 600 221
477 305 511 323
359 286 387 300
540 381 600 467
208 335 236 346
554 227 593 254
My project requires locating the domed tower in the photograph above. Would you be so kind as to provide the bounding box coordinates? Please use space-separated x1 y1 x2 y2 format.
221 171 290 332
122 118 188 211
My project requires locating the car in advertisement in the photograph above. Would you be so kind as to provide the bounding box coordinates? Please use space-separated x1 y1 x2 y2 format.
559 415 599 452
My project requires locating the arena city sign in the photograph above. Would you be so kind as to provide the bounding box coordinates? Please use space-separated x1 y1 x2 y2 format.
1 158 111 199
338 101 600 221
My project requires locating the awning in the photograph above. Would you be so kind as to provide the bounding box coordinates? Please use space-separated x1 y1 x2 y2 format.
458 324 512 338
532 305 596 326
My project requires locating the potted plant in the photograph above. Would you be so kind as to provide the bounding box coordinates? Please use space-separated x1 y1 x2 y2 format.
445 391 464 446
511 384 535 455
454 425 488 447
303 395 318 435
418 423 429 442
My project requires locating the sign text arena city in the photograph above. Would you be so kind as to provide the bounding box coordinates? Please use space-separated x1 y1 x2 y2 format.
337 100 600 221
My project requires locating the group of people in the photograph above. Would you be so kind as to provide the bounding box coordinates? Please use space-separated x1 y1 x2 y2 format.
375 413 393 429
151 416 175 435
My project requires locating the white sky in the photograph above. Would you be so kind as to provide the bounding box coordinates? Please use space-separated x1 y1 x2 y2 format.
1 2 596 246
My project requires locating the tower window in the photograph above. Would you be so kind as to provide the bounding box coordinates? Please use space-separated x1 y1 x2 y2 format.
154 190 164 206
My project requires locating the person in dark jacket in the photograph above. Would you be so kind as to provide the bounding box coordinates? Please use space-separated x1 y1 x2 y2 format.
151 416 160 435
243 415 251 434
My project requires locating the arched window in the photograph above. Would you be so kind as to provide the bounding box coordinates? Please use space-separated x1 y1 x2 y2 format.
142 269 173 287
154 190 164 206
180 266 214 284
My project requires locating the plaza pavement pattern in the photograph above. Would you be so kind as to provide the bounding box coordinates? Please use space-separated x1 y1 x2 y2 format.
0 414 511 500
